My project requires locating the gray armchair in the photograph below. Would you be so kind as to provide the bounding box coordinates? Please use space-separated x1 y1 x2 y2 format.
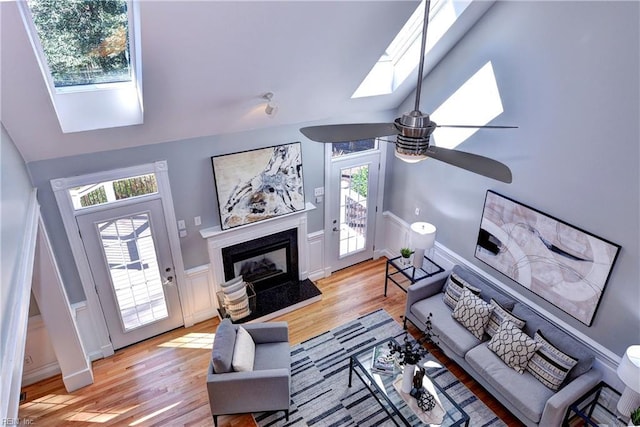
207 319 290 426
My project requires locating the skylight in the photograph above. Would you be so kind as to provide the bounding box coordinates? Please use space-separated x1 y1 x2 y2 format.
18 0 143 133
27 0 131 88
353 0 470 98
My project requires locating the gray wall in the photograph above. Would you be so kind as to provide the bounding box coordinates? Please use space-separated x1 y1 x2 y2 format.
27 111 396 304
385 1 639 356
1 124 35 323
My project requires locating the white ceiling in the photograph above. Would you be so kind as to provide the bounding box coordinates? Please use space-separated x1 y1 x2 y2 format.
1 1 422 162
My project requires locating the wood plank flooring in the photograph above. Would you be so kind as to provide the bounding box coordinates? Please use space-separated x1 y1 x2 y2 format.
19 257 524 426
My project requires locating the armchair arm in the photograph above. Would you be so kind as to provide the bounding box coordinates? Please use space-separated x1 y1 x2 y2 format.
405 270 450 313
207 367 291 414
540 368 602 426
244 321 289 344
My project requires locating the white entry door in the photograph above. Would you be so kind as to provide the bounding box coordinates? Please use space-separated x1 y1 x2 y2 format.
327 150 380 272
76 199 183 349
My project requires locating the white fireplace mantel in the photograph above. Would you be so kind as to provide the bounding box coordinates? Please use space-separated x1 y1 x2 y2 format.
200 203 316 301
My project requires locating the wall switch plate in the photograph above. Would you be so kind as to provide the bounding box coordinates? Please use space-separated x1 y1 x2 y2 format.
179 230 187 237
314 187 324 197
315 196 323 204
194 216 201 226
177 220 186 230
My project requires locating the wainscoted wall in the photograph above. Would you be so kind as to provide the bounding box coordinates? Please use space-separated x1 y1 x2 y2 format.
24 212 621 391
382 210 622 389
22 315 59 386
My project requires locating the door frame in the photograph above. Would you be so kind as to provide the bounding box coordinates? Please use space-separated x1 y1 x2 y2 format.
323 141 387 276
51 161 190 358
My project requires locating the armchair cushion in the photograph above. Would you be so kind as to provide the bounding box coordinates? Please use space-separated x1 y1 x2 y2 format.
211 319 237 373
232 326 255 372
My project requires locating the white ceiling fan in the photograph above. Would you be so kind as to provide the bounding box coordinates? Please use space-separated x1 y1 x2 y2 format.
300 0 516 183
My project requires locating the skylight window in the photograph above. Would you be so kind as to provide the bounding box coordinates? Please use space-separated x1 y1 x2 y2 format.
27 0 131 88
18 0 143 133
353 0 468 98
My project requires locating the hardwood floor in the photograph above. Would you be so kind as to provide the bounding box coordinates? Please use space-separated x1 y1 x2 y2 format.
19 258 524 426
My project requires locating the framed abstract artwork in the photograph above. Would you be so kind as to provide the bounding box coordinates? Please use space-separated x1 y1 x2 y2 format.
475 190 620 326
211 142 305 230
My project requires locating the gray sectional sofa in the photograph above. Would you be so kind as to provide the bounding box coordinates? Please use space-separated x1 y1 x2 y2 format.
404 265 602 426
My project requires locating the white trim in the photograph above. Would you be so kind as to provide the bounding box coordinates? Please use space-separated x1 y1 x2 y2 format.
0 190 38 421
33 215 93 392
50 160 188 355
184 265 217 325
307 230 326 281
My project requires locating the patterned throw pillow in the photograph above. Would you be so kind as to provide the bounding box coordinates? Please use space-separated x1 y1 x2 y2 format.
485 299 526 337
488 321 541 373
443 273 481 310
452 289 494 339
526 330 579 390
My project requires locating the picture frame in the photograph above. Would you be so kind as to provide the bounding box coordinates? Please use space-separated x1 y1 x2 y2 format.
475 190 620 326
211 142 305 230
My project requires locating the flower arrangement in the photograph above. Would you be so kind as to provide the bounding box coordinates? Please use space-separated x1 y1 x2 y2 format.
388 312 437 365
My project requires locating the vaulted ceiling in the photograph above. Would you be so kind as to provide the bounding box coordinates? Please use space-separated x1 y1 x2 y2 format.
1 1 423 162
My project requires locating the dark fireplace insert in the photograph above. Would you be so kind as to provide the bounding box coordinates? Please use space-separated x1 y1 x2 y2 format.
221 228 298 293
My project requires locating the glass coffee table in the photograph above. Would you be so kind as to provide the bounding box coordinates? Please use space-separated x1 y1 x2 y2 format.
348 337 470 426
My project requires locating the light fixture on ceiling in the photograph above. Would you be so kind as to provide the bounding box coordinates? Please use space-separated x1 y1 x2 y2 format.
263 92 278 117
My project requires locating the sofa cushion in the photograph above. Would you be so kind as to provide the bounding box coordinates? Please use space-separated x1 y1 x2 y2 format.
232 326 256 372
452 289 494 340
466 344 554 423
485 299 526 337
442 273 481 310
487 321 541 373
211 319 237 373
526 330 579 391
512 303 594 381
451 265 516 310
411 296 482 358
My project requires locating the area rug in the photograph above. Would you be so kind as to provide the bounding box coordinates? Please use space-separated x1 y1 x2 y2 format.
254 309 506 426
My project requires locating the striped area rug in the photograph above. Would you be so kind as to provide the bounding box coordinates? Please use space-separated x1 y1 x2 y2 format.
254 309 506 427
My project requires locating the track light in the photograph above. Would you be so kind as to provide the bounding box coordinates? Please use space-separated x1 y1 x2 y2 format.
263 92 278 116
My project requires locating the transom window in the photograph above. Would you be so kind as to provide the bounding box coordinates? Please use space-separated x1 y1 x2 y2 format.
69 173 158 210
331 139 378 158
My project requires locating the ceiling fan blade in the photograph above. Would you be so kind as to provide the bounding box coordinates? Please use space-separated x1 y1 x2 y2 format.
300 123 398 143
437 124 518 129
426 146 512 183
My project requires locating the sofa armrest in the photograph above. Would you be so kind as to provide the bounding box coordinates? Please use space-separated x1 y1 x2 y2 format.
539 368 602 426
244 321 289 343
405 270 450 313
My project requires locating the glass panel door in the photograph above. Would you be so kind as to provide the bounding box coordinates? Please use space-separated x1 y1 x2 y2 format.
77 198 183 350
328 151 380 272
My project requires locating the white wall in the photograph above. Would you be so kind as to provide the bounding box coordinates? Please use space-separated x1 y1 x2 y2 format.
0 124 38 418
385 1 640 356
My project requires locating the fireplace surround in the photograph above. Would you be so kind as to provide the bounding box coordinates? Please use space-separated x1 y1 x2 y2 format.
201 203 321 322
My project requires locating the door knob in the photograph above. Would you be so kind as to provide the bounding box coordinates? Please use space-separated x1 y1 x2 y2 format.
333 227 339 232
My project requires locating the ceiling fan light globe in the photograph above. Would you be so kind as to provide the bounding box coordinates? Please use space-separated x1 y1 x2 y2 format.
395 149 427 163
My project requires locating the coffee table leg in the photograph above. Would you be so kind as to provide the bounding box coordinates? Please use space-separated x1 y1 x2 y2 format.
348 357 353 387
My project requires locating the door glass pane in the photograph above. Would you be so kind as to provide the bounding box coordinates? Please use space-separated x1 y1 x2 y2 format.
98 213 168 332
339 165 369 257
332 139 377 158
